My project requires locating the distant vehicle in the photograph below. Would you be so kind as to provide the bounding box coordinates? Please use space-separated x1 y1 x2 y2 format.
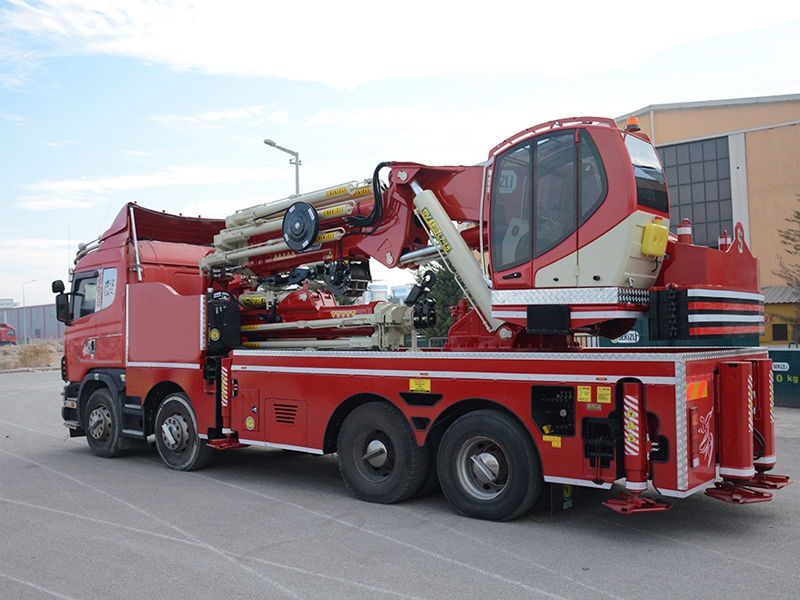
0 323 17 345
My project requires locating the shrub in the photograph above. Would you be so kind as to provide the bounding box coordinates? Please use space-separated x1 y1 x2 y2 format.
17 344 53 368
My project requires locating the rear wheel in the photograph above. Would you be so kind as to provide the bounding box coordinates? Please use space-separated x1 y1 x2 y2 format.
337 402 429 504
155 394 212 471
84 388 123 458
438 410 543 521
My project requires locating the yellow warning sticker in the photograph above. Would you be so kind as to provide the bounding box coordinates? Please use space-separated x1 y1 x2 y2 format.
542 435 562 448
350 186 372 197
316 232 338 243
597 386 612 404
321 205 346 217
409 379 431 393
326 186 347 197
419 208 452 255
686 381 709 400
578 386 592 402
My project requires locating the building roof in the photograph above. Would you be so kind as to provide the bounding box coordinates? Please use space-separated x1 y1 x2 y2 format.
762 285 800 304
617 93 800 121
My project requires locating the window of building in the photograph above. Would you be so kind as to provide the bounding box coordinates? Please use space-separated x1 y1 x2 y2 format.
772 323 789 341
657 136 732 247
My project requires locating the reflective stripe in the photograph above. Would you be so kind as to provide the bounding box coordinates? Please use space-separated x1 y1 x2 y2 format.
543 476 613 490
719 466 756 477
625 481 648 491
232 364 675 386
127 362 200 370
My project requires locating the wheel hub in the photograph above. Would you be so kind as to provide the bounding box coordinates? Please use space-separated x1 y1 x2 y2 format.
88 406 111 441
362 439 388 468
471 452 501 485
457 436 509 500
161 414 189 452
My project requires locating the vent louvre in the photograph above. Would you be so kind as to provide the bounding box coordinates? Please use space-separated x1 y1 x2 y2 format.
274 403 298 424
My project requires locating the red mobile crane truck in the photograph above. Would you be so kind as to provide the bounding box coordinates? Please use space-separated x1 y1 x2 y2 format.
53 117 790 520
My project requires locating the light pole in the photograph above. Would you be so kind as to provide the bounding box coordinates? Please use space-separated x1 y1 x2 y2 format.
264 139 301 195
22 279 35 345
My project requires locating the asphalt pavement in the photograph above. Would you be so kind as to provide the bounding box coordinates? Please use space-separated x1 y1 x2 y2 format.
2 370 799 600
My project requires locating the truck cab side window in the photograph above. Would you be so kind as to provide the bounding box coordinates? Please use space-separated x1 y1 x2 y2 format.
73 275 98 319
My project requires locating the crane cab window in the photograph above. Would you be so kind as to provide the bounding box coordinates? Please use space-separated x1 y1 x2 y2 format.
490 128 608 271
490 141 533 272
625 134 668 213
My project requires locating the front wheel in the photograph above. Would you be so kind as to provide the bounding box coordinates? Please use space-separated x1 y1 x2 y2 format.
155 394 212 471
438 410 543 521
337 402 429 504
84 388 123 458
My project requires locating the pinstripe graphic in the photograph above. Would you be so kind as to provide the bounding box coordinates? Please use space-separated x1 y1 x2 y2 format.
769 369 775 424
748 373 754 435
623 394 639 457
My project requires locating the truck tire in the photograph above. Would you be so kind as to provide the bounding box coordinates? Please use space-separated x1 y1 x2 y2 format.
337 402 429 504
155 394 212 471
438 410 543 521
84 388 123 458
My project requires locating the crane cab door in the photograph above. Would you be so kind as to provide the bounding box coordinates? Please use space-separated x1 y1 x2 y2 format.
489 128 608 290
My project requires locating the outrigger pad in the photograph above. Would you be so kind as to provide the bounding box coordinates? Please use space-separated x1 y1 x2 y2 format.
746 472 792 490
603 491 672 514
705 481 773 504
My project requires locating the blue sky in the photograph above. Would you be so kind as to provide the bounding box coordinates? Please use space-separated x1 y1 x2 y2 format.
2 0 800 306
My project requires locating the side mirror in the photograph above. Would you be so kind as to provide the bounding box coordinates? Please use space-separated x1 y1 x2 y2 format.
53 280 72 324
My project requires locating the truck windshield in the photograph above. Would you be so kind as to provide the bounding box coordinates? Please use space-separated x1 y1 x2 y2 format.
625 134 668 214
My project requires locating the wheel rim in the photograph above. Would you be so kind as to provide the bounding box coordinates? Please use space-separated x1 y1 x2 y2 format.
88 405 112 442
161 413 190 453
356 431 394 482
455 436 509 500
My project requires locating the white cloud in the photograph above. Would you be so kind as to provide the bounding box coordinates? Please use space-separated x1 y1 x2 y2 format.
14 164 287 210
153 106 292 130
15 197 100 211
3 1 799 88
3 112 29 124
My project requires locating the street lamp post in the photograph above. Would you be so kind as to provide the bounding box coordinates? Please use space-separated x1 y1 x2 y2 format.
22 279 35 345
264 139 301 195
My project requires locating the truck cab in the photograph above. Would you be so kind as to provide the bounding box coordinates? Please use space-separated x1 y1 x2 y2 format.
53 204 224 448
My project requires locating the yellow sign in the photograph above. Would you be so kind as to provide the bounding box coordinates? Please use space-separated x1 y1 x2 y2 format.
578 386 592 402
597 386 612 404
419 208 452 255
245 416 256 430
409 379 431 393
542 435 562 448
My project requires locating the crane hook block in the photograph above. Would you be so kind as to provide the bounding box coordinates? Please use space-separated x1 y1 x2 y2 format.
282 201 320 252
